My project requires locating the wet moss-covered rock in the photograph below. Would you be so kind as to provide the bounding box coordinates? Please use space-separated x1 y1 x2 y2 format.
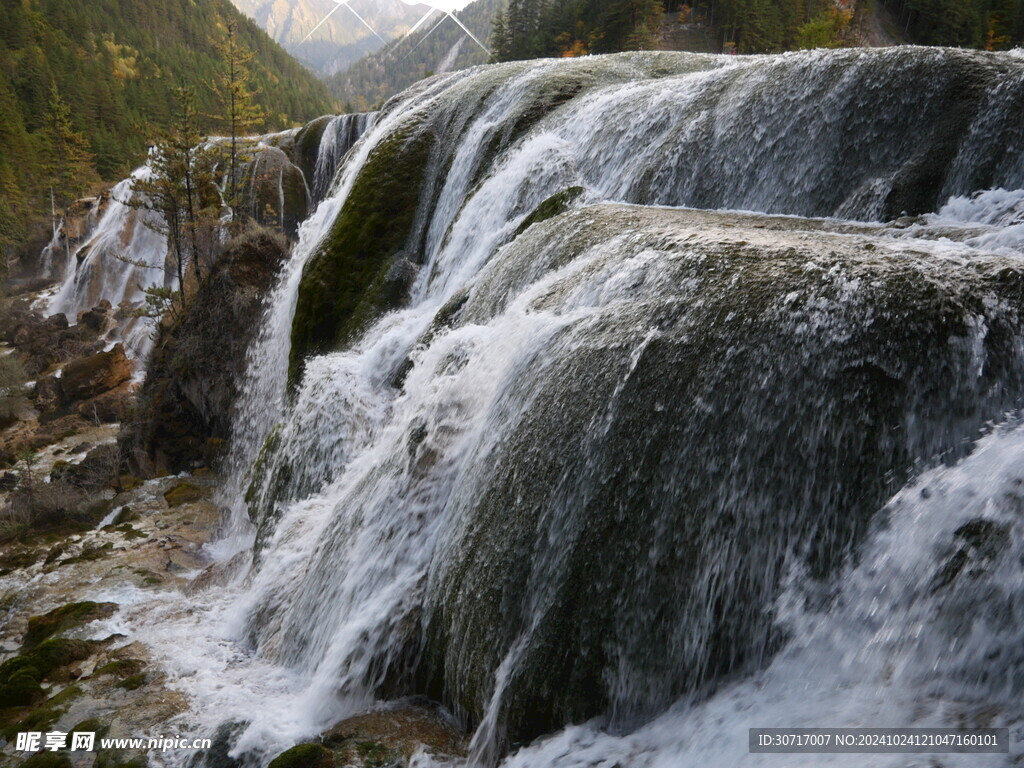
0 638 94 707
289 120 437 387
163 481 207 508
292 115 334 186
320 706 466 766
266 743 334 768
244 147 310 240
419 205 1024 752
21 752 74 768
23 601 117 648
513 186 584 237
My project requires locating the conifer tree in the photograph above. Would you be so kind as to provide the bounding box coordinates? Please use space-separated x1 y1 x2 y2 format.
42 82 98 212
128 87 217 306
210 19 265 223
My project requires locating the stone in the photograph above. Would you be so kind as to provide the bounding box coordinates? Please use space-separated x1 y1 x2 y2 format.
60 344 131 402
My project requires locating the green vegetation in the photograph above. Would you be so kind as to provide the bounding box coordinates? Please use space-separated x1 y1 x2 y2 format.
489 0 1023 60
266 743 335 768
883 0 1024 47
22 601 117 648
514 186 585 236
163 481 207 507
0 638 93 707
0 0 334 271
289 120 437 385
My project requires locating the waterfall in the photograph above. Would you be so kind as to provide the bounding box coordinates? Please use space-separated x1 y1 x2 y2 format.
39 112 375 367
47 168 169 360
134 47 1024 766
310 112 377 206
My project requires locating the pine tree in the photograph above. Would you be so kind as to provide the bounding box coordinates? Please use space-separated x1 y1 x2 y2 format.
42 82 99 212
209 18 265 223
128 88 218 305
491 9 511 60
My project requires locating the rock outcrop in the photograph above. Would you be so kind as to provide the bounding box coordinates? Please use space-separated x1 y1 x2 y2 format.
121 226 288 476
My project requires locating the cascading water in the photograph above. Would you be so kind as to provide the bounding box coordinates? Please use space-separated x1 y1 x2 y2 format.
130 47 1024 767
47 168 169 360
39 112 375 368
309 112 376 206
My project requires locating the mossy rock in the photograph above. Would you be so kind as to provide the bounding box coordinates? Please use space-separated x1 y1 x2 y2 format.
23 601 117 648
289 118 437 387
267 743 334 768
93 658 146 679
58 542 113 566
321 706 466 764
164 481 207 507
0 638 94 707
513 186 584 237
1 684 84 737
420 205 1024 752
292 115 334 183
115 672 146 691
70 717 111 738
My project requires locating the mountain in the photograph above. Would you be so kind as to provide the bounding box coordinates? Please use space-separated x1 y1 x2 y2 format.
0 0 335 270
326 0 498 110
229 0 432 76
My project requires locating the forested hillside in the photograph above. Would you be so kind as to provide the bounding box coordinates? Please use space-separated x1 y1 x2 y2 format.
491 0 1024 59
326 0 498 111
0 0 335 272
883 0 1024 47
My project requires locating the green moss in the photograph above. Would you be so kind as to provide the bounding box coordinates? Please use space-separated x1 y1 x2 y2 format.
23 601 117 648
115 673 146 691
58 542 112 566
93 751 147 768
2 685 82 738
0 638 94 707
292 115 334 182
114 524 146 541
70 718 111 738
93 658 145 679
513 186 584 237
267 743 334 768
45 683 83 706
289 119 437 387
163 481 206 507
112 505 140 524
354 740 400 768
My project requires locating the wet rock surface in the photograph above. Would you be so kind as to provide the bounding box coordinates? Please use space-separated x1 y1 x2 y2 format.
0 468 222 767
120 228 288 477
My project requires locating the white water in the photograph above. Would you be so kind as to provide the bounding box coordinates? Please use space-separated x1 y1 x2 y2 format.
48 168 169 360
96 47 1024 767
499 422 1024 768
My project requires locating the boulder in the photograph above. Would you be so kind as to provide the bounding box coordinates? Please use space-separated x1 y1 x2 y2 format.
34 376 64 416
60 344 131 403
77 381 134 424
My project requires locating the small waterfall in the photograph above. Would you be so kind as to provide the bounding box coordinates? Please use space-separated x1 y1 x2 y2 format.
311 112 377 206
47 168 169 360
133 47 1024 766
39 192 108 281
38 113 376 367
